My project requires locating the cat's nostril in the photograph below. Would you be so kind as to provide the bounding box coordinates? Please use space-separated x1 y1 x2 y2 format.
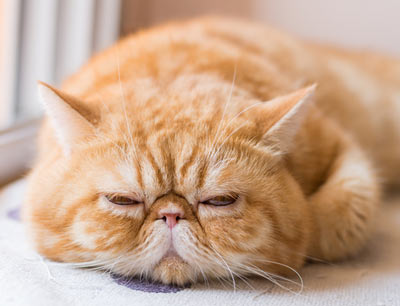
159 212 183 229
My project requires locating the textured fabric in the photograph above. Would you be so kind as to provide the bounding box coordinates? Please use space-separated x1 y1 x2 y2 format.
0 179 399 306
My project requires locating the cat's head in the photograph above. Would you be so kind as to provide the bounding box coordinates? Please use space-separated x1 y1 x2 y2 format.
24 77 315 285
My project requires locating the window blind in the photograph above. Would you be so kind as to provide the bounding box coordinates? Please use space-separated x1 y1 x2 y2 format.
0 0 122 128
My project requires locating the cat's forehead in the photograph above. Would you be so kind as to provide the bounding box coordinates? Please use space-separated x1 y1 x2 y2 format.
108 74 254 114
93 126 238 202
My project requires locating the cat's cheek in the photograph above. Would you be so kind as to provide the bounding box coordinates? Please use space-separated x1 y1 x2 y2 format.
97 196 145 219
105 222 172 276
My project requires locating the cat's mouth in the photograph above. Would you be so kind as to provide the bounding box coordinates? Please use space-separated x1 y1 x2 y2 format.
161 243 184 262
152 244 193 285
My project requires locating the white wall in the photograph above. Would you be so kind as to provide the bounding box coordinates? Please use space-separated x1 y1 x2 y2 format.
253 0 400 56
122 0 400 56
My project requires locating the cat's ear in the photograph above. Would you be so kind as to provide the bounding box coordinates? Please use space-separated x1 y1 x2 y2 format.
255 85 316 154
37 81 97 155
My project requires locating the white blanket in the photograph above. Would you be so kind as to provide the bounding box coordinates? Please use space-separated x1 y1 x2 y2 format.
1 179 399 306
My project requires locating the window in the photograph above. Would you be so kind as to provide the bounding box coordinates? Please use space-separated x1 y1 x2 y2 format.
0 0 121 185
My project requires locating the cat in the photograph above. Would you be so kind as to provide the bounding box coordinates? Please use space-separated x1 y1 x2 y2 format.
23 16 400 286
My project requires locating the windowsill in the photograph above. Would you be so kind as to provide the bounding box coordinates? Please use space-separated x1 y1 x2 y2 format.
0 119 41 186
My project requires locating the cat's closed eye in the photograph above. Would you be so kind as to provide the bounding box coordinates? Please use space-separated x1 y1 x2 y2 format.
105 195 143 206
200 194 238 206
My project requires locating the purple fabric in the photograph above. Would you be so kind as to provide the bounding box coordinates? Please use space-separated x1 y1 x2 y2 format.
111 274 188 293
7 207 21 221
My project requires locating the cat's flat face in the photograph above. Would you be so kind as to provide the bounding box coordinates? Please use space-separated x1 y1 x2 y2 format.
24 78 313 285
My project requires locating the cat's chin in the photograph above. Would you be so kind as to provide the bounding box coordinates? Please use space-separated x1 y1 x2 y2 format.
152 255 194 286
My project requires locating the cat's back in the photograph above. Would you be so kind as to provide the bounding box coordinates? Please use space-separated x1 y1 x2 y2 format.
62 16 303 99
63 15 400 106
60 16 400 183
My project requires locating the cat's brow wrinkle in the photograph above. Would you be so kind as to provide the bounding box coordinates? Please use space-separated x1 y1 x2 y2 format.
134 159 144 190
196 158 208 190
179 145 199 185
146 146 165 186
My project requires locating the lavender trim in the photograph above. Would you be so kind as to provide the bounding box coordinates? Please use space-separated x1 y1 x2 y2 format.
7 207 21 221
111 274 189 293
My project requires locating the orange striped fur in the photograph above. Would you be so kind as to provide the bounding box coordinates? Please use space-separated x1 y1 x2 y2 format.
23 16 400 285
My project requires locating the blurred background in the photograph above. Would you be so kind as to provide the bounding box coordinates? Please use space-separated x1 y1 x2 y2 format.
0 0 399 184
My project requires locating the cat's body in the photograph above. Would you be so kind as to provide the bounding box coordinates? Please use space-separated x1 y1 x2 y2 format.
23 17 399 285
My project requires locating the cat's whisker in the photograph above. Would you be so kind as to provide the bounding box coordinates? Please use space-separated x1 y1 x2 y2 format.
206 255 255 290
226 268 256 290
234 262 303 295
208 245 237 291
201 247 263 291
114 48 138 162
205 63 237 162
207 101 263 164
182 234 238 288
245 263 303 289
212 273 233 290
209 122 247 164
48 260 112 270
196 264 210 288
106 255 127 274
242 259 304 294
223 101 263 131
284 249 332 265
186 221 257 290
94 93 139 172
94 93 133 158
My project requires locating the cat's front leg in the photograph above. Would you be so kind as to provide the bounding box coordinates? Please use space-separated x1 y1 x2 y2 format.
307 143 380 261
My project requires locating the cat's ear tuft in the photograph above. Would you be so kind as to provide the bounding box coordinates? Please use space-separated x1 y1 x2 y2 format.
37 81 96 155
258 84 316 154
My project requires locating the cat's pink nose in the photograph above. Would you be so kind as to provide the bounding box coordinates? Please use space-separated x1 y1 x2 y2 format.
159 210 184 229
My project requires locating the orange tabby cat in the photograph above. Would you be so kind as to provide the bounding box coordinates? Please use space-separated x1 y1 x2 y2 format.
23 16 399 285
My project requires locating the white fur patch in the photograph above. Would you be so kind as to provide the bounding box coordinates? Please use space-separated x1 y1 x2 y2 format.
70 211 100 250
